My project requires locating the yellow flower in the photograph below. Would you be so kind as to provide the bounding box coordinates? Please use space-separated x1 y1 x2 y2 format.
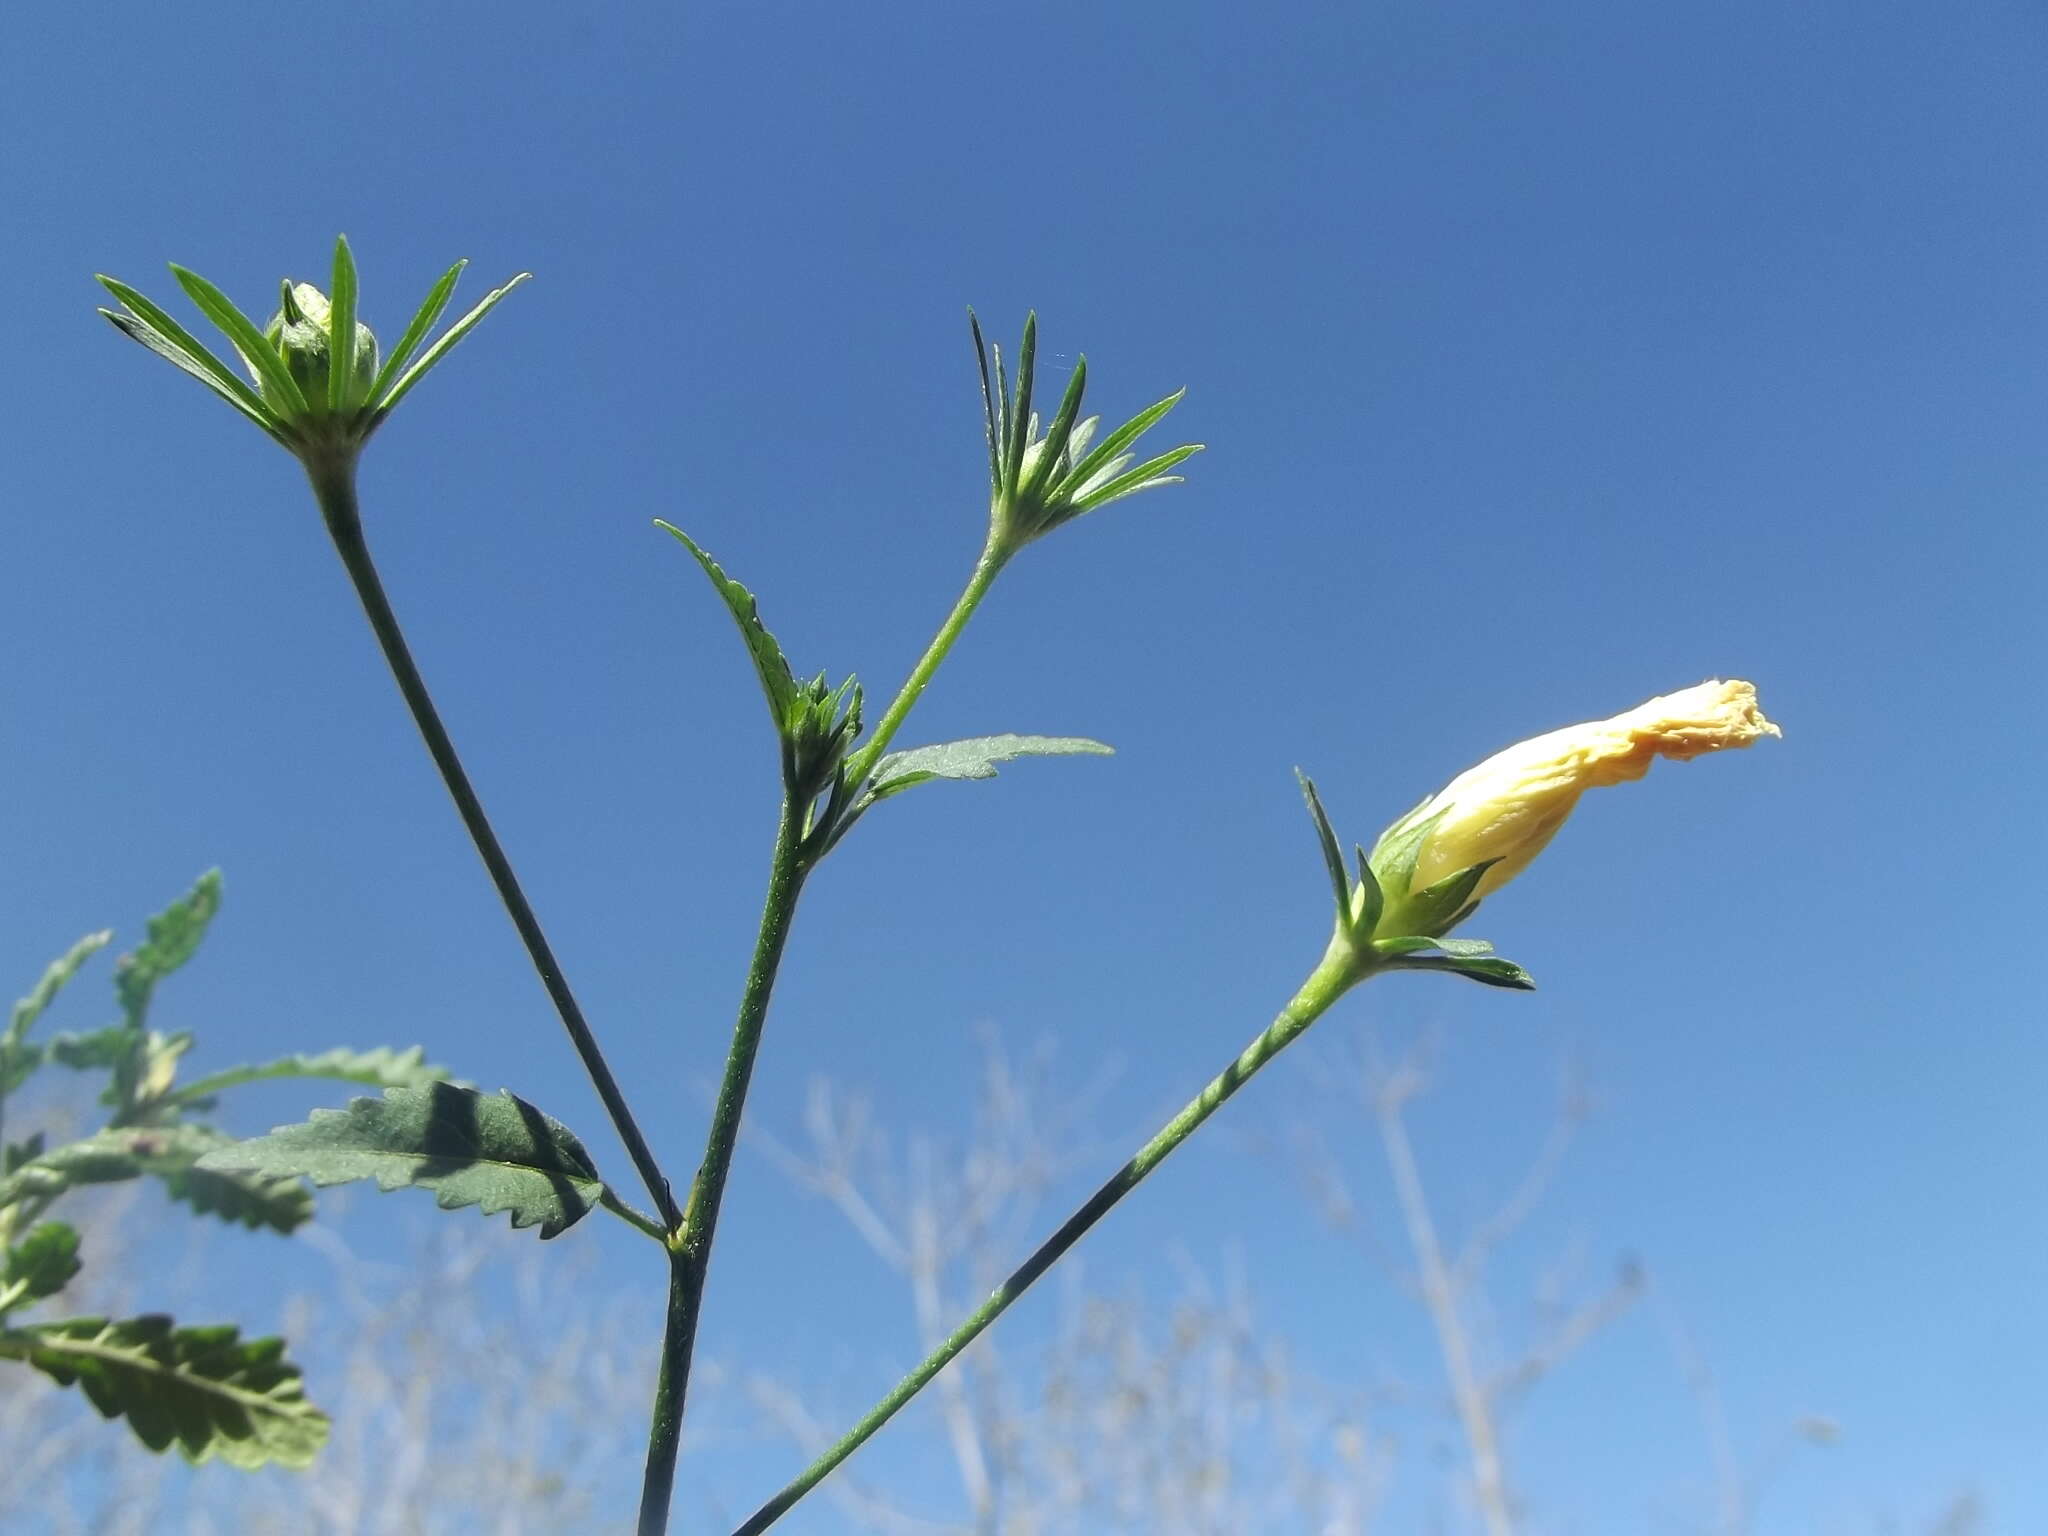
1379 679 1781 919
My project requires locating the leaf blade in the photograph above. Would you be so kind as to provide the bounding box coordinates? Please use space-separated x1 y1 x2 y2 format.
369 259 465 405
865 734 1113 803
371 271 529 421
655 522 798 722
165 1044 459 1110
195 1083 604 1239
2 1315 328 1468
168 265 307 415
3 1223 82 1307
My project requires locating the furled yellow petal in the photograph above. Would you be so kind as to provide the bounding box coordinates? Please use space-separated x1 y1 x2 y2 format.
1407 679 1780 901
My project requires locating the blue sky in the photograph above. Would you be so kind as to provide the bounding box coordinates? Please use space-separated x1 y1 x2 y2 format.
5 2 2044 1530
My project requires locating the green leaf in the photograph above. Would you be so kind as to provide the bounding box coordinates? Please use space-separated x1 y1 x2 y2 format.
1065 388 1187 493
968 310 1004 492
95 278 285 437
1295 772 1350 923
0 1127 171 1209
168 265 307 416
11 930 115 1034
865 734 1113 803
326 236 358 412
155 1133 314 1235
1006 313 1039 485
2 1315 328 1468
371 270 529 421
0 1125 308 1233
655 522 798 722
46 1026 140 1073
165 1044 459 1110
369 259 465 405
4 1223 82 1306
1438 955 1537 991
1432 938 1496 958
1065 442 1203 517
115 872 221 1029
195 1083 604 1239
1019 354 1088 501
3 1134 46 1178
1371 936 1443 958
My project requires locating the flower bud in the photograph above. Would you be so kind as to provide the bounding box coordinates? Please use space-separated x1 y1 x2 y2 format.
259 282 379 412
1366 679 1780 935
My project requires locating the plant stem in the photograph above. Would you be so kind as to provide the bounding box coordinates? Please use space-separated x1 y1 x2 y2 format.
639 796 808 1536
845 534 1008 785
308 459 681 1233
729 942 1361 1536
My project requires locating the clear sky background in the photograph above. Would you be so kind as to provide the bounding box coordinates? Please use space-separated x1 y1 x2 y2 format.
5 2 2044 1532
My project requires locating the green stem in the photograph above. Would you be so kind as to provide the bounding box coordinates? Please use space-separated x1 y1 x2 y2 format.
600 1189 669 1244
845 534 1008 785
639 797 808 1536
729 942 1362 1536
308 458 682 1233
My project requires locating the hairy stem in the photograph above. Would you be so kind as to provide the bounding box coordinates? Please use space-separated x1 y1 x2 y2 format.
639 797 807 1535
730 942 1361 1535
845 535 1007 785
308 458 681 1233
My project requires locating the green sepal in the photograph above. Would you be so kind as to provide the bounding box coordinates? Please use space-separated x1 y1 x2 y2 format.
1396 858 1499 938
3 1223 82 1307
1294 771 1350 925
1352 844 1384 938
194 1083 605 1239
1366 797 1445 898
1 1315 328 1468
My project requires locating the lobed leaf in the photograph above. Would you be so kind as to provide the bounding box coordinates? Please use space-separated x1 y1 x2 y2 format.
3 1223 82 1307
864 734 1113 804
10 931 114 1042
2 1314 328 1468
655 522 799 722
115 872 221 1029
167 1044 459 1109
0 1124 308 1232
195 1083 604 1239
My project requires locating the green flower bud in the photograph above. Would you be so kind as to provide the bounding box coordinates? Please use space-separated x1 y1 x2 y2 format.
259 282 379 413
